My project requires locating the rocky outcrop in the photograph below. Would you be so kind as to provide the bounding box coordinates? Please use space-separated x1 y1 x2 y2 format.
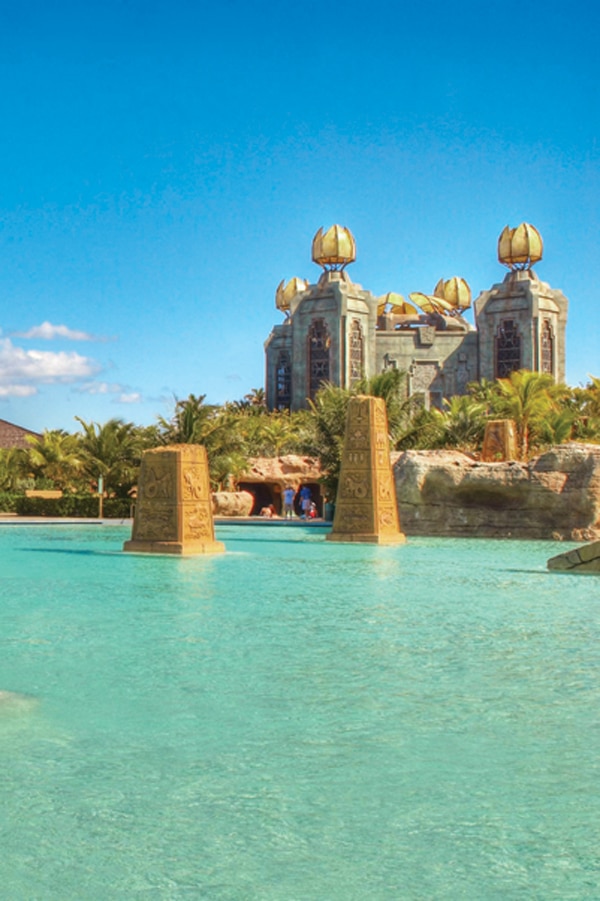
547 540 600 573
240 455 321 488
394 443 600 540
212 491 254 517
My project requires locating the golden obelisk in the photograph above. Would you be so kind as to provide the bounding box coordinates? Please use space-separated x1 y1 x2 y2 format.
481 419 518 462
327 395 405 544
123 444 225 555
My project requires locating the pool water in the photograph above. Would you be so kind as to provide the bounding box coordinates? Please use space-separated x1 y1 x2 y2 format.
0 524 598 900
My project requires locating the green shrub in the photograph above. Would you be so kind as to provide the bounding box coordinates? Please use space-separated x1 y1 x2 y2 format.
15 495 92 517
0 492 20 512
103 498 133 519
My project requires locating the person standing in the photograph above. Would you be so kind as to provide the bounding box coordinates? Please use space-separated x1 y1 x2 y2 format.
300 485 311 519
282 485 296 519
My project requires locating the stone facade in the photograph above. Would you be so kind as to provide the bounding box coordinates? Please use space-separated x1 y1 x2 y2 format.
264 230 568 412
474 270 567 383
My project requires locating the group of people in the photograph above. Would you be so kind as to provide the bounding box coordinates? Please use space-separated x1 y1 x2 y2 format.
283 484 318 520
258 485 319 519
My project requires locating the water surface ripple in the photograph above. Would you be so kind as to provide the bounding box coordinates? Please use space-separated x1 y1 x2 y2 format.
0 525 598 899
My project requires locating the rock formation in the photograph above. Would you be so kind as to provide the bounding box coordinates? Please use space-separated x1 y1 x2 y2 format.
547 540 600 573
239 455 321 490
394 443 600 540
212 490 254 517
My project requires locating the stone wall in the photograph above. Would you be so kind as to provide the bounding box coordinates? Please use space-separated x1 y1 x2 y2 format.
394 443 600 540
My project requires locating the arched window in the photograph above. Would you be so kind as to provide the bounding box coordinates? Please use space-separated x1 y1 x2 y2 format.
541 319 554 375
495 319 521 378
308 319 330 400
275 351 291 410
349 319 364 385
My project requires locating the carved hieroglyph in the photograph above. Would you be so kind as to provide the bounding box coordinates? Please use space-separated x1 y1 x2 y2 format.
481 419 518 462
327 395 405 544
123 445 225 555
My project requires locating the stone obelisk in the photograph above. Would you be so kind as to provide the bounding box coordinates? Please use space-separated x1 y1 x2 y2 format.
123 444 225 555
327 395 405 544
481 419 518 462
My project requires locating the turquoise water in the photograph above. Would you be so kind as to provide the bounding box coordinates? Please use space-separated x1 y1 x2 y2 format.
0 524 599 900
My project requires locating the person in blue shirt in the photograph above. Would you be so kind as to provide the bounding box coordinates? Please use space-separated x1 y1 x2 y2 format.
282 485 296 519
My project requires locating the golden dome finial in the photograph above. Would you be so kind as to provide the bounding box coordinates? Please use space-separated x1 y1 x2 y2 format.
433 277 472 309
498 223 543 271
312 225 356 271
275 277 309 313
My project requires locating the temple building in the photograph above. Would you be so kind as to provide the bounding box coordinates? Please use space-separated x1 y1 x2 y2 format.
264 223 568 411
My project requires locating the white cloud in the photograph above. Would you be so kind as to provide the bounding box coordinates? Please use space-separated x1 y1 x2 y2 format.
115 392 142 404
15 321 99 342
0 384 37 398
76 382 143 404
77 381 124 396
0 338 100 394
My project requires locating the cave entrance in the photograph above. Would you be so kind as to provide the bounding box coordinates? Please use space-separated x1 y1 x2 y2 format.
237 482 282 516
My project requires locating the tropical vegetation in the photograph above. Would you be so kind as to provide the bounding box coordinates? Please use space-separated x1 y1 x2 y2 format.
1 371 599 511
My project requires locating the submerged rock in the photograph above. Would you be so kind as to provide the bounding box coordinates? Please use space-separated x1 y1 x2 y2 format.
0 690 37 713
547 540 600 573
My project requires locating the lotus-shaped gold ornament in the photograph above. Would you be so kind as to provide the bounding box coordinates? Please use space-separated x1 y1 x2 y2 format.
275 277 309 313
312 225 356 270
498 223 543 270
433 276 471 309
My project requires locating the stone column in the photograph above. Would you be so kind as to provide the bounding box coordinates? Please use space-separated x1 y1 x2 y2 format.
481 419 518 462
327 395 405 544
123 444 225 555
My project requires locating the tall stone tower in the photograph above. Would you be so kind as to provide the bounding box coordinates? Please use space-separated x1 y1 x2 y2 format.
265 225 378 411
475 223 568 382
265 222 569 412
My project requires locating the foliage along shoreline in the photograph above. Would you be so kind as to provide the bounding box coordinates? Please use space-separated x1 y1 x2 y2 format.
1 371 599 512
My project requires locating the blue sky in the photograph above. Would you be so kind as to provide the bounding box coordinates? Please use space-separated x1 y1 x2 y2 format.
0 0 598 432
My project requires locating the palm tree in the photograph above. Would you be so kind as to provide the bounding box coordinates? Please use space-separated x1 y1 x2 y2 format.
24 430 85 491
490 370 562 458
157 393 217 444
431 395 487 449
355 368 413 443
536 408 576 447
305 370 417 500
305 383 351 501
158 395 255 490
569 376 600 441
0 447 29 492
75 418 147 497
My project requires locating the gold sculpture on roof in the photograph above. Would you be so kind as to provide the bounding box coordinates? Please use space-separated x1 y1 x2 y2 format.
377 292 418 316
498 223 543 270
275 277 309 313
409 292 453 314
433 276 471 309
312 225 356 270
